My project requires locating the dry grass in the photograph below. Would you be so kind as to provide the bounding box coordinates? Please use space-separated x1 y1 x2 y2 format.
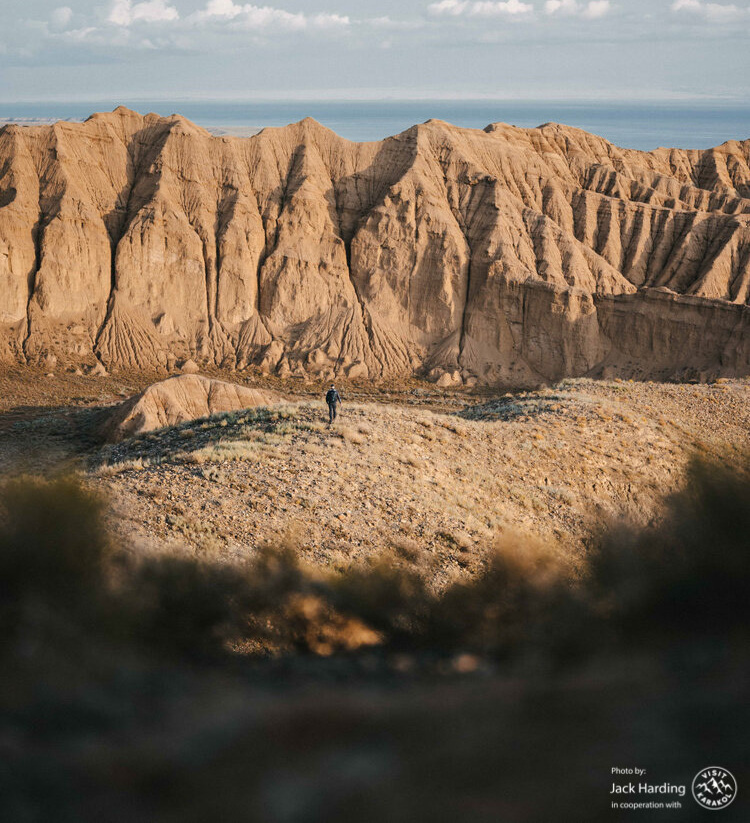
340 426 367 445
32 376 742 582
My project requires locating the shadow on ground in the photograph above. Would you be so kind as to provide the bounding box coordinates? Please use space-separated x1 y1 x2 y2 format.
0 459 748 822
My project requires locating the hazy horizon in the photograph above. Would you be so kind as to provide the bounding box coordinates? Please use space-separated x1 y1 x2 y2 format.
3 92 749 104
3 97 749 150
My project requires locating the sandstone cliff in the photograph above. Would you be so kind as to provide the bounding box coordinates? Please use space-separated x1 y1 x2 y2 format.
0 107 748 384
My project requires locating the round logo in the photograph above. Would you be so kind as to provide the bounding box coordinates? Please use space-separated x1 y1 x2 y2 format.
692 767 737 811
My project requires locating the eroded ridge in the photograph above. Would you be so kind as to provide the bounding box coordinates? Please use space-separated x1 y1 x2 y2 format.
0 108 748 384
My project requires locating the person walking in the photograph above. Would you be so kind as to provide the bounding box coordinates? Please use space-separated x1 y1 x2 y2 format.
325 384 342 425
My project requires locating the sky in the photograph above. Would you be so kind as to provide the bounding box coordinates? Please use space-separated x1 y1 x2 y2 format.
0 0 748 102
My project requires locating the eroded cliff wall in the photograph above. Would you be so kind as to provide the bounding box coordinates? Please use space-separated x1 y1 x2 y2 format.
0 107 748 384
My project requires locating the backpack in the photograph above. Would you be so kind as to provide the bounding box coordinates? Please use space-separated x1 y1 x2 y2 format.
326 389 338 404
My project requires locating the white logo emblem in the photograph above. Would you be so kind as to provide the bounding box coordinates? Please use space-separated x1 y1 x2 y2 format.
692 767 737 810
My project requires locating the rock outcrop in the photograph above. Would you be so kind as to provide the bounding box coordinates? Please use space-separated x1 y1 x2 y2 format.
1 108 748 384
104 374 282 441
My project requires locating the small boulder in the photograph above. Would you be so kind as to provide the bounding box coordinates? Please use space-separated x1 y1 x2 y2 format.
179 358 200 375
347 362 369 380
427 367 443 383
276 358 291 378
88 362 109 377
156 313 175 335
307 348 329 369
260 341 285 373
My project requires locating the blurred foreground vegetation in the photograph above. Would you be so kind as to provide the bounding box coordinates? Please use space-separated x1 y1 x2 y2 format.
1 457 748 822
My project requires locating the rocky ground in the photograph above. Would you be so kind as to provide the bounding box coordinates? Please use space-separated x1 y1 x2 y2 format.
0 368 746 584
2 369 748 823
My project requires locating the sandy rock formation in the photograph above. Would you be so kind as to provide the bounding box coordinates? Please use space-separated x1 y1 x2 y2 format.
104 374 282 441
0 108 748 383
179 358 200 375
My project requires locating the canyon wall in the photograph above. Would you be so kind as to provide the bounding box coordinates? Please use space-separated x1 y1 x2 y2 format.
0 107 748 384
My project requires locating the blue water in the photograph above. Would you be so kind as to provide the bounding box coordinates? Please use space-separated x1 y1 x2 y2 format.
1 99 748 151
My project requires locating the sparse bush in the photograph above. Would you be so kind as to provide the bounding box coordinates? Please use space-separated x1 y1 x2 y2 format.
199 465 225 482
435 529 472 551
428 537 583 658
233 538 385 656
340 426 366 445
548 486 576 505
587 456 750 644
125 554 252 657
188 441 270 464
0 476 119 658
251 592 381 656
390 535 422 562
0 475 111 610
330 557 433 643
1 455 748 666
96 457 150 475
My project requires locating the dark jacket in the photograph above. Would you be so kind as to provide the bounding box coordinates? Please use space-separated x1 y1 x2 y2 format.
325 389 341 405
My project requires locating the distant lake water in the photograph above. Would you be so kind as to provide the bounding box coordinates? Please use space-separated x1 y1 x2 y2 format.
1 100 748 151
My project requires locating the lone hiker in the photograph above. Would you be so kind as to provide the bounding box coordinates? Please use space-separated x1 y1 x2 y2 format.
325 384 342 425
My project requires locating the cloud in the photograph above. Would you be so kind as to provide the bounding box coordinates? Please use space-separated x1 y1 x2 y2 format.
671 0 750 20
582 0 611 17
189 2 349 30
306 13 350 29
545 0 612 17
368 16 428 30
194 0 243 18
50 7 74 30
544 0 578 13
428 0 534 16
108 0 180 26
0 0 354 64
